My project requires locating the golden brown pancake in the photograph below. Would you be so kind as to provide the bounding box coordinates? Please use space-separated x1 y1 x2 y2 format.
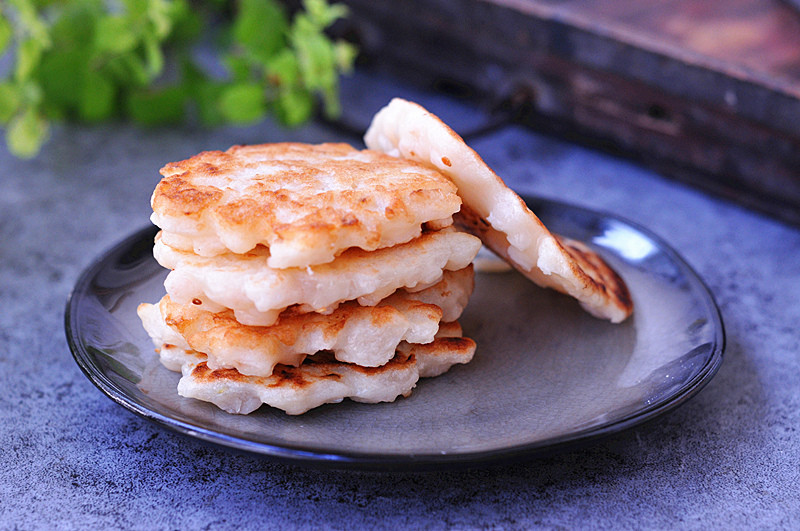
159 326 476 415
151 142 462 268
137 266 473 377
153 227 481 326
364 98 633 323
455 204 633 323
142 135 487 416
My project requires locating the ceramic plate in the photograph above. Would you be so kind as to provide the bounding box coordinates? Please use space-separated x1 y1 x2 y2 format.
65 196 724 470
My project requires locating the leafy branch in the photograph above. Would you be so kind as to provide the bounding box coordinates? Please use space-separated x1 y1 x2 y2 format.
0 0 357 158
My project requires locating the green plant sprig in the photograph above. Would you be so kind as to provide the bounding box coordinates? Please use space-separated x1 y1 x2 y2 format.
0 0 357 158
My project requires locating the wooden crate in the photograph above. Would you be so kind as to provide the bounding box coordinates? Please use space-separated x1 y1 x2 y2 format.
339 0 800 224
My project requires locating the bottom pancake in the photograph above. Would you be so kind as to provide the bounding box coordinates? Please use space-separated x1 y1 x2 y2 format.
157 321 475 415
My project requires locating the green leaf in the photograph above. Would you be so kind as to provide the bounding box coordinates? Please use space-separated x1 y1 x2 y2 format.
0 15 12 55
274 88 313 127
167 0 202 43
224 53 252 82
334 40 357 72
19 79 43 106
178 58 224 125
0 83 21 123
106 53 150 86
143 33 164 78
126 85 186 125
179 55 205 86
11 0 50 45
94 15 138 54
15 38 43 81
233 0 288 62
267 49 300 86
49 2 97 48
320 83 340 118
79 70 115 122
146 0 174 40
294 31 336 90
192 81 225 126
38 48 91 110
123 0 149 20
303 0 348 27
0 0 355 158
6 107 49 158
218 82 266 124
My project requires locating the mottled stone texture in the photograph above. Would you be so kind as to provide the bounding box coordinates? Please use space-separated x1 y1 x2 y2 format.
2 71 798 529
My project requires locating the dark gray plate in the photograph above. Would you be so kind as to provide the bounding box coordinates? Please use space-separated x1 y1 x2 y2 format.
65 196 724 470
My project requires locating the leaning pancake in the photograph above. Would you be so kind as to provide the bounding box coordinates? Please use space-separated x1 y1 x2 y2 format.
365 98 633 323
154 227 481 326
151 142 462 268
455 205 632 323
158 325 476 415
137 267 473 376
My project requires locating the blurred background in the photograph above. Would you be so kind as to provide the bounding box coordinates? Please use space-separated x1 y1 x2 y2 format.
340 0 800 227
3 0 800 225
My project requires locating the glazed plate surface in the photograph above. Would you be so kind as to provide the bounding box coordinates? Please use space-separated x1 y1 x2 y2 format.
65 196 724 469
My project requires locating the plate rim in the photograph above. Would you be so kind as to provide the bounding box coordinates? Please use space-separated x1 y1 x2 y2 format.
64 196 725 470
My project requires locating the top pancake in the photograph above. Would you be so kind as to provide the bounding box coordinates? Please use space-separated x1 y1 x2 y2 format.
364 98 633 323
151 142 462 268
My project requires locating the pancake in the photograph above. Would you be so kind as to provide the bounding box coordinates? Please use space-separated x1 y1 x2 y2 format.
151 142 462 268
142 294 441 374
401 264 474 323
364 98 633 323
154 227 481 326
137 267 473 376
159 325 476 415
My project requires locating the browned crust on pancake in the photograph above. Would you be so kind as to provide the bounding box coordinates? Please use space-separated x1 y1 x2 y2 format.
154 174 224 216
436 320 463 337
455 204 633 319
152 142 462 260
189 349 418 391
407 336 476 358
184 331 476 389
161 295 441 357
454 203 492 237
555 236 633 315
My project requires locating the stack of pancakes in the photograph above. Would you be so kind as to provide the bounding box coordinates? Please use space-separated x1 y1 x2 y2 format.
139 98 634 416
138 142 483 415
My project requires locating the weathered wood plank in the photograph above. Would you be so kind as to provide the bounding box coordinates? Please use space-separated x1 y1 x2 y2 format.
338 0 800 224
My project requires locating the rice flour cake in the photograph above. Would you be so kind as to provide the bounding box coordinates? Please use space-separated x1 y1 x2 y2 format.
365 98 633 323
157 322 476 415
151 142 463 267
153 227 480 326
140 138 483 415
137 265 474 377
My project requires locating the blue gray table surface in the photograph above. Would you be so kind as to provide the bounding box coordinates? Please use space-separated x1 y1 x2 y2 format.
2 70 799 529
